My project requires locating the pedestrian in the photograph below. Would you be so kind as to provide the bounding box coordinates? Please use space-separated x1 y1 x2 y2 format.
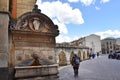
89 53 92 59
97 52 99 57
92 53 95 59
71 54 80 77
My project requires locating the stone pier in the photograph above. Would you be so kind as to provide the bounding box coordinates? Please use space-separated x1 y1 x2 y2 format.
0 11 10 80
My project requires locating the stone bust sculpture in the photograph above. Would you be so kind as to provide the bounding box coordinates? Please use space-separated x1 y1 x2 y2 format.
33 18 40 31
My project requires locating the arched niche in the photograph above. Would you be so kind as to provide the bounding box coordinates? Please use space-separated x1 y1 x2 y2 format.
69 51 74 64
59 51 67 66
78 50 81 61
83 51 86 60
87 51 89 59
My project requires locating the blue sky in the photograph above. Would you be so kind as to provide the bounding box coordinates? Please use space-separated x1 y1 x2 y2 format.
36 0 120 43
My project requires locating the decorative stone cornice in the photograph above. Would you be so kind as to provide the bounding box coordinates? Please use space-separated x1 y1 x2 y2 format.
0 11 10 17
9 5 59 37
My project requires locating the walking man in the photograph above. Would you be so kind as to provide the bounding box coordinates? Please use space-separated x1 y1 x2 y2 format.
71 54 80 77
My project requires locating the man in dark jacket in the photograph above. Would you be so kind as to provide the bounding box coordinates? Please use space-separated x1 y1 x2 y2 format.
71 54 80 77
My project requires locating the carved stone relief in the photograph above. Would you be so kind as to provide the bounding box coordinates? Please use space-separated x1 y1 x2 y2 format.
10 12 59 36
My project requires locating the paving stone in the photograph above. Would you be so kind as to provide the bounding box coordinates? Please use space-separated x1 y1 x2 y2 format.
55 55 120 80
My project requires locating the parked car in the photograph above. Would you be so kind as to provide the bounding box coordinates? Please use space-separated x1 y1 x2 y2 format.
108 51 120 59
108 52 116 59
115 51 120 60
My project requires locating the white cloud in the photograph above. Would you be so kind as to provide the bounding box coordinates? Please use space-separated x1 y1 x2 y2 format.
36 0 84 43
53 19 68 34
95 6 100 10
56 35 71 43
56 35 79 43
68 0 79 3
95 30 120 39
100 0 110 4
80 0 95 6
36 0 41 4
37 1 84 24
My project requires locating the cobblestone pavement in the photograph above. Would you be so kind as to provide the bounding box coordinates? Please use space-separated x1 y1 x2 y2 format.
55 55 120 80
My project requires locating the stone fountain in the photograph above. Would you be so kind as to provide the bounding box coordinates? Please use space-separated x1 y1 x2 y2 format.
9 5 59 80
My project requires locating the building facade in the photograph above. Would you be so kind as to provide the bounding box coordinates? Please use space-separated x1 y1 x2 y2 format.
85 34 101 53
101 38 116 54
71 34 101 54
116 38 120 52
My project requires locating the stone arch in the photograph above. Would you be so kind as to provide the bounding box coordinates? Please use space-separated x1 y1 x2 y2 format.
87 51 89 59
70 51 74 64
78 50 81 61
59 51 67 66
83 51 86 60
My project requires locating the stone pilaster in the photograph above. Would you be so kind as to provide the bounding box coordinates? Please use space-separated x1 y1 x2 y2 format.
0 11 10 80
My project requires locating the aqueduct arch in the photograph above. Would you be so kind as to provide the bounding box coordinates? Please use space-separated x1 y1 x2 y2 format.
59 51 67 66
70 51 74 63
78 50 81 60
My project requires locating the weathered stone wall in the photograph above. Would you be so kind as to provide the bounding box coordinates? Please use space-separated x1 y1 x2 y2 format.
0 0 9 11
11 31 57 66
15 64 58 79
16 0 36 18
0 12 9 80
15 47 56 65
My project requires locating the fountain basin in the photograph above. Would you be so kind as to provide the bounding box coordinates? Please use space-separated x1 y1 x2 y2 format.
15 64 58 79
